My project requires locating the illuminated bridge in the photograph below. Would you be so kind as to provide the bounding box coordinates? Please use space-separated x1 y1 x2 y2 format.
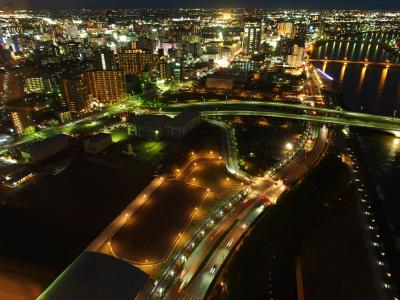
318 31 400 45
306 58 400 68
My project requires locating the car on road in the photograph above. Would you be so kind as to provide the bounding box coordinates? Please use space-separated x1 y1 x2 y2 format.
209 264 218 274
226 238 234 248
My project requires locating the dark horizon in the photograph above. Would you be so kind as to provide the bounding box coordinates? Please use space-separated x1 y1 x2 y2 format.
5 0 400 10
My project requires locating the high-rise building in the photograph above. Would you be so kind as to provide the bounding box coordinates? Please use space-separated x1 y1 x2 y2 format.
287 45 304 68
118 49 155 75
10 111 34 135
83 71 126 104
243 18 262 55
157 50 168 79
60 74 91 114
93 48 116 71
277 22 296 38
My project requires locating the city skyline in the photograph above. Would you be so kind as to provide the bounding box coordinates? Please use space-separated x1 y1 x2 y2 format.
5 0 400 10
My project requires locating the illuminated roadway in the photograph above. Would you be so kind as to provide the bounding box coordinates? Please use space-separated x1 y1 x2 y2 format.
164 103 400 132
163 125 329 300
166 101 400 129
159 67 331 299
2 97 400 155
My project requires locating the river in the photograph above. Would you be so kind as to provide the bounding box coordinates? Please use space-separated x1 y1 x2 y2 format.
312 31 400 259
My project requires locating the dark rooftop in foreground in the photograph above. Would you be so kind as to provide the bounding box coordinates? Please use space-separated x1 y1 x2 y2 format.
37 251 148 300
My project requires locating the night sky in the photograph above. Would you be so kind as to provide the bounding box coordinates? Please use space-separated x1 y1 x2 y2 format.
8 0 400 10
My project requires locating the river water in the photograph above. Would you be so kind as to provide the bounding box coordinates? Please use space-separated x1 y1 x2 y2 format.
312 32 400 251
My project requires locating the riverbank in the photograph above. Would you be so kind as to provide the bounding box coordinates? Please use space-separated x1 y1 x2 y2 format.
214 153 354 299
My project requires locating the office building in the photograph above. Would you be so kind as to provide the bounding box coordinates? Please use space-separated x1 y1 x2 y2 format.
243 18 262 55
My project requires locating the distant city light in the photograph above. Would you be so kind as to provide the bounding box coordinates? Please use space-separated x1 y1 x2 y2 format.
216 57 230 68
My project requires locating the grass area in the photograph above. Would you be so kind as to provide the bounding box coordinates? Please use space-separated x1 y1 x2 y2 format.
70 120 106 135
230 116 304 177
219 154 353 300
134 140 166 162
111 128 129 143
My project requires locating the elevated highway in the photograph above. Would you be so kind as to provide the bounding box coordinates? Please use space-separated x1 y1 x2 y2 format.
165 102 400 132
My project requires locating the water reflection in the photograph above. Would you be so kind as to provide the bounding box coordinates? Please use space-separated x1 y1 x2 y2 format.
358 43 364 60
377 67 388 100
312 31 400 116
336 41 343 59
344 42 350 58
357 65 367 96
390 138 400 157
350 43 356 60
372 44 379 61
365 44 372 59
339 63 347 81
322 62 327 72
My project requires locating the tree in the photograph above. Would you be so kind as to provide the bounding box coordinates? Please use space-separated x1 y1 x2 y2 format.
126 75 143 94
48 119 60 127
24 125 36 135
143 82 160 105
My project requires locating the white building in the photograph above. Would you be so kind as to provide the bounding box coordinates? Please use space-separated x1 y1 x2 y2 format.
277 22 296 38
287 45 304 68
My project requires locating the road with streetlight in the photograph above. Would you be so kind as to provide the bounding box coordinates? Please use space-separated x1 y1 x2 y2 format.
178 125 329 300
2 90 400 156
160 70 329 299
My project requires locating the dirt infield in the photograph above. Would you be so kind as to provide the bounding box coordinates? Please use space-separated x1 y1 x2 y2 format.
110 180 207 264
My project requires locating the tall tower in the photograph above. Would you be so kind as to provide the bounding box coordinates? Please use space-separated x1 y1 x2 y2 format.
243 18 262 55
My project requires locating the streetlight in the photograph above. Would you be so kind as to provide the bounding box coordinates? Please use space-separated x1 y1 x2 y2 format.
285 143 293 151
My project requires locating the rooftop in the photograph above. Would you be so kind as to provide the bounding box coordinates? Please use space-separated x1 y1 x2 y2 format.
37 251 149 300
